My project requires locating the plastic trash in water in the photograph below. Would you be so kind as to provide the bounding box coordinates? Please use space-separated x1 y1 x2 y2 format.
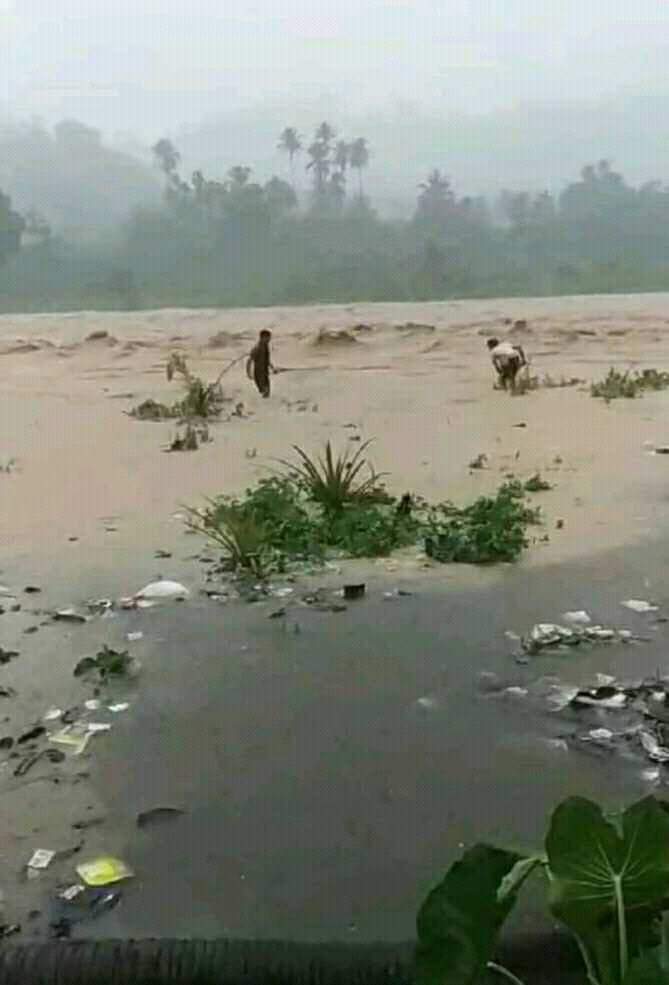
544 738 569 753
53 608 88 624
621 599 659 613
562 610 591 625
27 849 55 871
640 731 669 763
415 696 439 711
48 722 109 755
126 632 143 642
43 707 63 722
134 580 189 601
343 584 366 600
108 703 129 713
76 857 134 887
58 884 86 901
272 587 294 599
84 699 101 711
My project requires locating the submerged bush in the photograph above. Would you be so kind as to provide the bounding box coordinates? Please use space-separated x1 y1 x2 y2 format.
423 482 541 564
188 445 542 574
591 366 669 402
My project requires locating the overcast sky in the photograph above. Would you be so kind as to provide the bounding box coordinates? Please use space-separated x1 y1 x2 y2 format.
2 0 669 138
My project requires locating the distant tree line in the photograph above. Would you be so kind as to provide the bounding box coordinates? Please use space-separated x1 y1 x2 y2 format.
4 123 669 311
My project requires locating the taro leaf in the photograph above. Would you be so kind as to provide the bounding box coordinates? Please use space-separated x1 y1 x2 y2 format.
546 797 669 983
416 844 538 985
623 954 669 985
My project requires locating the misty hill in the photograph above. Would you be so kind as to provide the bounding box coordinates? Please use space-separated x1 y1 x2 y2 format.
173 87 669 215
0 118 160 237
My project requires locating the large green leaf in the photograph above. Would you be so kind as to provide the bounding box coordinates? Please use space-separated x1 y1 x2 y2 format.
546 797 669 983
416 844 538 985
623 954 669 985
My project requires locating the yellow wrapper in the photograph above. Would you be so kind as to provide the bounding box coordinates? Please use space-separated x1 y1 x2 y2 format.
76 856 134 887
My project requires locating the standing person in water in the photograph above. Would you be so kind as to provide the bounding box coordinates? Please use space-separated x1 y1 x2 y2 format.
486 337 527 392
246 329 274 398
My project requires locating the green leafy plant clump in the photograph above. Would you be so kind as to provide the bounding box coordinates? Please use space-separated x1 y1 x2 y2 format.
424 481 541 564
187 444 542 576
282 440 390 512
591 367 669 403
416 794 669 985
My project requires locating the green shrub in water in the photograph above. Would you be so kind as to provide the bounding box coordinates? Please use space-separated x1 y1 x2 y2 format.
424 482 540 564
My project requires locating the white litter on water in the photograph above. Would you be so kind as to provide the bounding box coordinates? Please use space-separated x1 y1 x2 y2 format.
547 685 580 711
595 674 616 687
641 767 661 783
585 728 614 742
126 631 144 641
505 686 529 698
563 610 591 625
86 723 112 734
27 849 55 870
59 884 86 901
415 696 439 710
84 699 101 711
576 691 627 710
621 599 658 613
640 730 669 762
545 738 569 753
273 587 294 598
108 702 129 713
135 580 189 600
43 707 62 722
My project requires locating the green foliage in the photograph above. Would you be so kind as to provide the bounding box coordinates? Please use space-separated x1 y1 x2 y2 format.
131 354 224 422
12 137 669 312
424 482 540 564
282 441 389 513
524 473 552 492
591 369 645 401
416 846 537 985
416 795 669 985
185 500 275 578
321 501 418 557
188 446 539 572
74 644 133 682
591 368 669 402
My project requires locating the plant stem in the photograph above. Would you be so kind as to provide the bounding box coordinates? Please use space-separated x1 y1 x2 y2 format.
574 936 602 985
614 875 628 980
487 961 527 985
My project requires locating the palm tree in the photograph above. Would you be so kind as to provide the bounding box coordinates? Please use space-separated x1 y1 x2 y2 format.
315 121 336 147
152 138 181 180
228 165 252 188
328 172 346 211
349 137 370 198
278 127 302 186
334 140 350 174
306 140 330 194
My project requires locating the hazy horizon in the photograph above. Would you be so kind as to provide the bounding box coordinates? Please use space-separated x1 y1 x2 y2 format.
3 0 669 137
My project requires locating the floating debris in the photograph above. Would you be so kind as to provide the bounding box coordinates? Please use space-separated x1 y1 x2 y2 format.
520 621 640 654
74 645 137 683
137 807 185 829
53 608 88 624
76 857 134 887
621 599 658 613
135 580 189 601
27 849 55 871
562 610 591 625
